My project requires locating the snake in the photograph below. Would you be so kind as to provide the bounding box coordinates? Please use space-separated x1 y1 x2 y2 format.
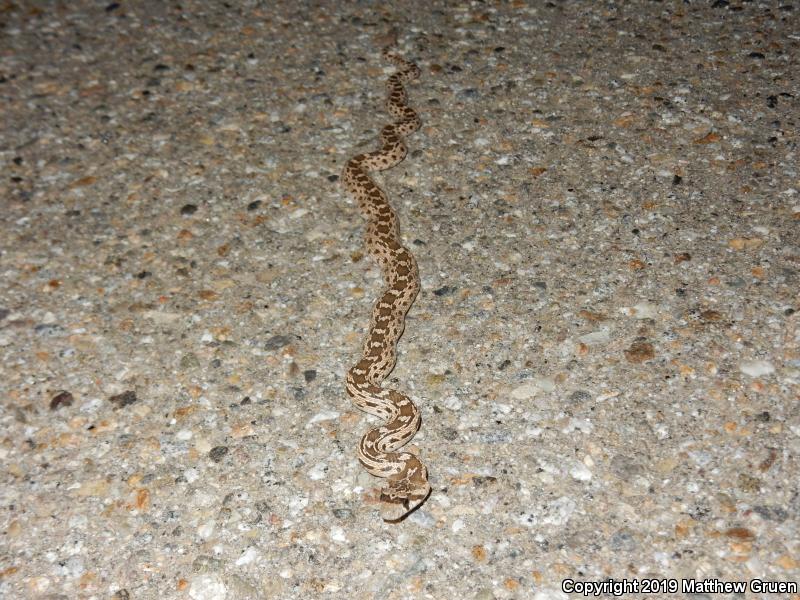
341 47 431 522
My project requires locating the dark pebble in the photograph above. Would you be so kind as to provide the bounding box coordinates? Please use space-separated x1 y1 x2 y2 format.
109 390 138 409
609 528 637 551
246 200 261 211
105 2 120 11
433 285 456 297
752 505 788 522
327 174 339 182
209 446 229 462
264 334 293 350
303 369 317 383
180 204 198 215
49 391 74 411
737 473 761 492
672 174 682 185
472 476 497 486
0 308 9 320
34 323 65 337
240 396 251 405
726 277 746 288
748 51 765 59
332 508 353 520
766 95 778 108
440 427 458 441
568 390 592 403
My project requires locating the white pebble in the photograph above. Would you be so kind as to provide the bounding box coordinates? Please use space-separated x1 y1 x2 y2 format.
408 510 436 527
510 377 553 400
578 328 611 344
306 410 340 427
570 463 592 481
542 496 576 526
451 518 465 532
627 302 659 319
330 526 348 543
235 547 259 566
480 496 498 514
533 376 555 392
444 395 462 410
562 418 593 434
287 496 308 516
307 463 327 481
739 360 775 377
511 383 537 400
188 575 228 600
197 521 215 539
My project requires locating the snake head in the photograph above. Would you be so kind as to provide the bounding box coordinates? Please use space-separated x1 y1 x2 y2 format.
379 461 431 523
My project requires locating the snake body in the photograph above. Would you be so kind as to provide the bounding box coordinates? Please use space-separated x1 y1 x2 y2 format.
342 48 430 521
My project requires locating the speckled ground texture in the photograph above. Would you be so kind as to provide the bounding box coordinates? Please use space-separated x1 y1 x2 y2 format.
1 1 799 599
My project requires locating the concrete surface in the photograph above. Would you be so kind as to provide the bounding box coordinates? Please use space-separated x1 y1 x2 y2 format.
1 1 798 599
